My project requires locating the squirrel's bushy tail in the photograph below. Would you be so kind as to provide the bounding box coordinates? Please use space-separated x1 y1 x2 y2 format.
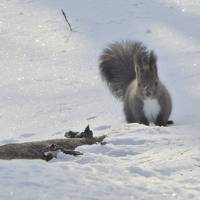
99 41 147 99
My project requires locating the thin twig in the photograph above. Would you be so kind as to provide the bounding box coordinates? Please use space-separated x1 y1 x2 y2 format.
61 9 72 32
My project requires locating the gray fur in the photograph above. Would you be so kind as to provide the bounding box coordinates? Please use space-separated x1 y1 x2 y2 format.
124 80 172 126
156 83 172 126
99 40 172 126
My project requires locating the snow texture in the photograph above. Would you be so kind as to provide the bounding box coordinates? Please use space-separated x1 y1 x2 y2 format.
0 0 200 199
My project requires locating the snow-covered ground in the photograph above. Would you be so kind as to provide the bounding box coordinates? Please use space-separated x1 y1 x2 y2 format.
0 0 200 199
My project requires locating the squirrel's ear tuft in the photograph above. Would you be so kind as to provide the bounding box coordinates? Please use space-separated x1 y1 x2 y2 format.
134 53 142 74
149 50 157 66
149 51 158 75
134 53 140 64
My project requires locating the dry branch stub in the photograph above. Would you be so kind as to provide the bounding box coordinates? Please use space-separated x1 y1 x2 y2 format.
0 126 106 161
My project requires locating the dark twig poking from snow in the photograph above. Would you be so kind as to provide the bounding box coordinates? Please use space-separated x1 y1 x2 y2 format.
61 9 73 32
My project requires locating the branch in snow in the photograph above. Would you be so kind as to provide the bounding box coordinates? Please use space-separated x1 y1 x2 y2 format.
0 126 106 161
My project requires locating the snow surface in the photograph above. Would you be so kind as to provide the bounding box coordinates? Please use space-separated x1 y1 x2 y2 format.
0 0 200 199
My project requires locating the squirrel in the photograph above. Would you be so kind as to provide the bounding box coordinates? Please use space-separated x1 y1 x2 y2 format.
99 40 172 126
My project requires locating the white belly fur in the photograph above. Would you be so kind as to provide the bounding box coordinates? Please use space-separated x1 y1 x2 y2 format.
143 98 160 123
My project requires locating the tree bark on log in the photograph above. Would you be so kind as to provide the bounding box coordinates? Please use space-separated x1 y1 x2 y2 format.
0 126 106 161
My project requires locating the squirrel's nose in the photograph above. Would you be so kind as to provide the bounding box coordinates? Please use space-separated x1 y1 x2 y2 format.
146 91 151 96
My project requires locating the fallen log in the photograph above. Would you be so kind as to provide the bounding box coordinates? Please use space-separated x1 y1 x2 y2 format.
0 126 106 161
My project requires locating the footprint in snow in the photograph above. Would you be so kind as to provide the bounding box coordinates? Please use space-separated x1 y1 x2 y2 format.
86 116 97 120
94 125 111 131
0 139 17 145
109 138 147 146
128 166 155 177
20 133 35 138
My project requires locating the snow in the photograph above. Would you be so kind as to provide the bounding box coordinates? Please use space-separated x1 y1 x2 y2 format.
0 0 200 199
